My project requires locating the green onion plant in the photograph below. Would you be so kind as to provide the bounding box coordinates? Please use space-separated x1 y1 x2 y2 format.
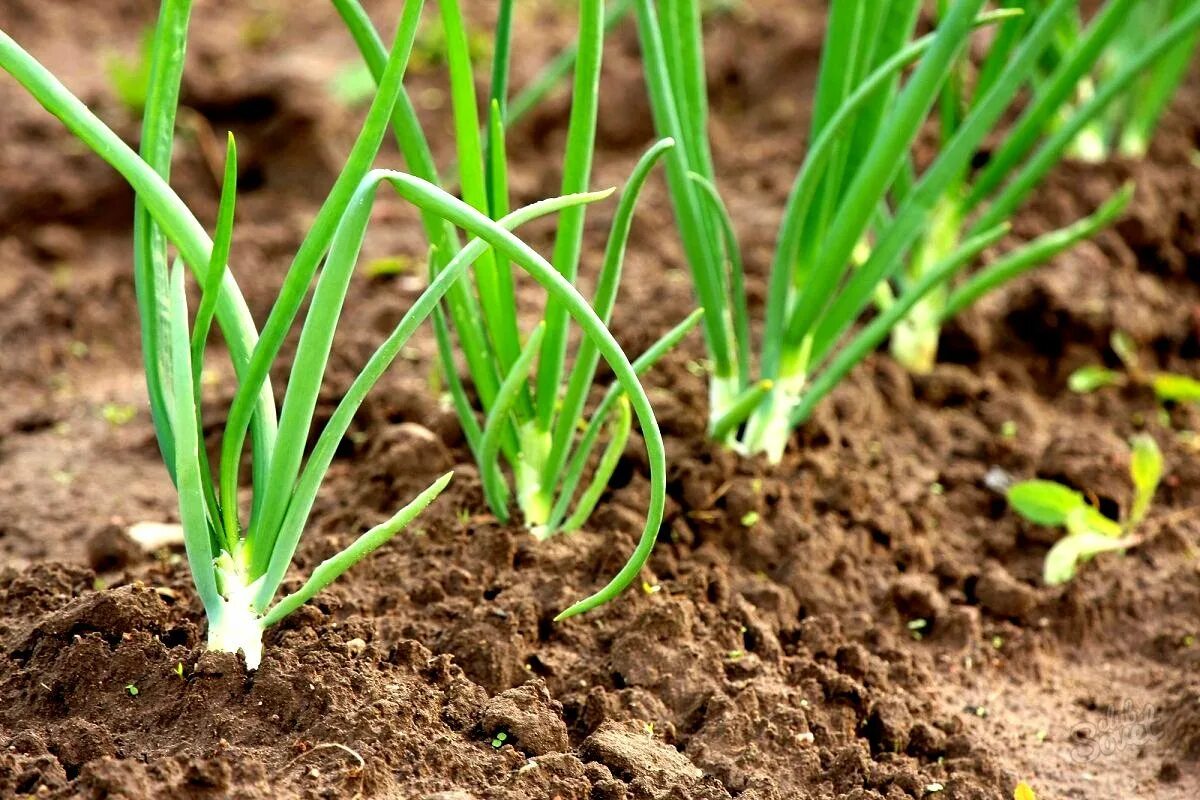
331 0 700 546
633 0 1200 462
1006 434 1162 584
1038 0 1200 160
0 0 671 665
885 0 1182 375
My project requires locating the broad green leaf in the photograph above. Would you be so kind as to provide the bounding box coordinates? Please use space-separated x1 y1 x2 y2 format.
1008 480 1086 526
1152 372 1200 404
1068 364 1122 393
1129 433 1162 526
1065 504 1123 538
1044 530 1134 585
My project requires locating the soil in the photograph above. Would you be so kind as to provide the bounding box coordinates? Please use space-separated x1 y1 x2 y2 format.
2 1 1200 798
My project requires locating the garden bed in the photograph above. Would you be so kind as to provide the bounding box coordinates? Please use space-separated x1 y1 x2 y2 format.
2 1 1199 798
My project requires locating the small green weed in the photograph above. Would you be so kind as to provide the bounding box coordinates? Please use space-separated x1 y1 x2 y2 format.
1007 434 1162 584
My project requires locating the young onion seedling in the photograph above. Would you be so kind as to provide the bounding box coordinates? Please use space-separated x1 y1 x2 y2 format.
0 0 669 663
633 0 1198 462
332 0 700 541
1006 434 1162 584
1070 330 1200 405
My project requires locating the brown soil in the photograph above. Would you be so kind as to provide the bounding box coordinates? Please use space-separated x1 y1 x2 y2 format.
3 1 1200 798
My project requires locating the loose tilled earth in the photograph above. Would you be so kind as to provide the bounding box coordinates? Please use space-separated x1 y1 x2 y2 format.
2 1 1200 798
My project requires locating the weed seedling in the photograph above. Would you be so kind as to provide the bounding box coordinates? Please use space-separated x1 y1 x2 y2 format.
1070 330 1200 405
101 403 137 427
104 28 154 112
1006 434 1163 584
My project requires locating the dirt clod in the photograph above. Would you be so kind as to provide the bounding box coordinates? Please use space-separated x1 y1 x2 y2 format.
581 721 704 787
481 679 570 756
974 564 1039 620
